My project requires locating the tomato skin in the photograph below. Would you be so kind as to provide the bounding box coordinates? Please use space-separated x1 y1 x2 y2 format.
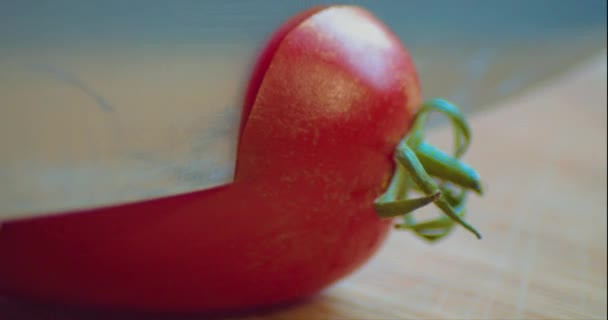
0 5 421 313
240 5 328 135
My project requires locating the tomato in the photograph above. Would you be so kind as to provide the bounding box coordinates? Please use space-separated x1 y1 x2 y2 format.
0 5 481 314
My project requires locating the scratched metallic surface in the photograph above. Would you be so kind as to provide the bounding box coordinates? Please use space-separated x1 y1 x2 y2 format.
0 0 606 220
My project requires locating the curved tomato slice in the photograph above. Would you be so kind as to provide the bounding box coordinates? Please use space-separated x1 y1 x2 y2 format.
240 5 328 136
0 5 421 313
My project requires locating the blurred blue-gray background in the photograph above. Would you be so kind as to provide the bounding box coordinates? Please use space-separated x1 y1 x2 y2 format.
1 0 606 112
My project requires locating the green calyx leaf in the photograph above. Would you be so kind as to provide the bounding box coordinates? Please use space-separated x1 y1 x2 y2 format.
415 142 483 195
374 99 484 242
374 190 441 218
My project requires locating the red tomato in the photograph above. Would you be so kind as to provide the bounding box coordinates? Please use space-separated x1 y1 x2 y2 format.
0 5 421 313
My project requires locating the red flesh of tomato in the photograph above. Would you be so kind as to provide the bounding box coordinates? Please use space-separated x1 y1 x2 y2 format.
0 5 421 313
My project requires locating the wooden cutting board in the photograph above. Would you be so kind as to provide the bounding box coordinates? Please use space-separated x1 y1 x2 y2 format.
1 53 606 320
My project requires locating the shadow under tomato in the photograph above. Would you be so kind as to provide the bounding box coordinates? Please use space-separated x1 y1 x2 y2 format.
0 294 325 320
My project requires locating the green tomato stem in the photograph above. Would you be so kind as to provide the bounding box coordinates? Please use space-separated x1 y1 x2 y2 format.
374 98 484 242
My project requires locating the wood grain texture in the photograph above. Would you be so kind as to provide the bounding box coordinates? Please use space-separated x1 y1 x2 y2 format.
0 53 606 320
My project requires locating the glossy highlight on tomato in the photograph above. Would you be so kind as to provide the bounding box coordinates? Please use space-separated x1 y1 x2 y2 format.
0 5 481 313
